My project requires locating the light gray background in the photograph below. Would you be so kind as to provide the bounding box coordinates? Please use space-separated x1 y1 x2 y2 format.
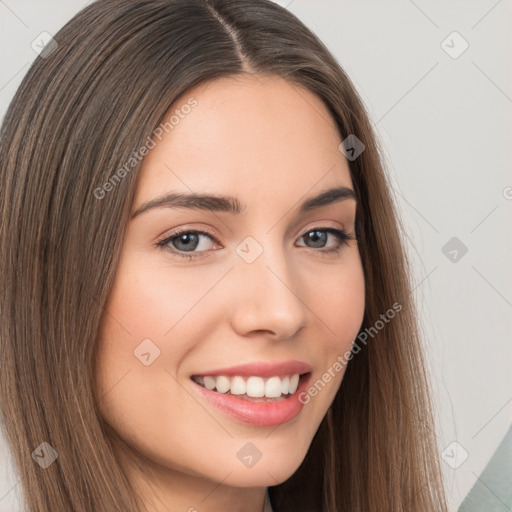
1 1 511 511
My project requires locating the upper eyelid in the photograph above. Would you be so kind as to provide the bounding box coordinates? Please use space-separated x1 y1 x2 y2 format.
158 222 350 243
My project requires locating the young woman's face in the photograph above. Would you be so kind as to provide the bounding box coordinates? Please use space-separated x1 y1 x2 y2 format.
95 74 365 494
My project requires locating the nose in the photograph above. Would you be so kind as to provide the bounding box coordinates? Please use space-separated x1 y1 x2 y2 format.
227 242 309 340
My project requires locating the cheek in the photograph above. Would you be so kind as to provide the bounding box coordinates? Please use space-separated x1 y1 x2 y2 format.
99 254 223 354
301 254 365 402
310 254 365 348
94 255 231 412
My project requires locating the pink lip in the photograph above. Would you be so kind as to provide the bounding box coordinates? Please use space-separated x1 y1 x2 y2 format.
191 372 312 427
191 360 312 378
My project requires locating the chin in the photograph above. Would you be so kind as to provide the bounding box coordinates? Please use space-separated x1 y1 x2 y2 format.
214 440 310 487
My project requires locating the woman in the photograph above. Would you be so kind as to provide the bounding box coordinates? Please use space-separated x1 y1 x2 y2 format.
0 0 448 511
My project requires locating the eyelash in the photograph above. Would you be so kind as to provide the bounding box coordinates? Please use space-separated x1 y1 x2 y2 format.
155 225 357 261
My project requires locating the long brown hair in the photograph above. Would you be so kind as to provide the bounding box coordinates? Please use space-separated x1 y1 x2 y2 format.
0 0 447 510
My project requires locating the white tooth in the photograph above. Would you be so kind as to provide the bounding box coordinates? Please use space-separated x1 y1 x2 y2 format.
230 376 246 395
288 374 300 394
265 376 283 398
203 376 216 390
215 375 230 393
246 376 265 397
281 376 290 395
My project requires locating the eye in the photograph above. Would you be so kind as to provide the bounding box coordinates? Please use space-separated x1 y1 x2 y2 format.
155 226 356 261
297 226 355 256
156 228 220 261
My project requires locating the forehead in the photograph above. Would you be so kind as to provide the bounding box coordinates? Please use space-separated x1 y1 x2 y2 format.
134 74 352 211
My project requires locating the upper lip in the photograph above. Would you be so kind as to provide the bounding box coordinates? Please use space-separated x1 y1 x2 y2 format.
191 360 313 378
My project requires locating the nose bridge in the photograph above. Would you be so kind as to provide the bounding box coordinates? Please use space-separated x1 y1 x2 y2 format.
228 233 308 337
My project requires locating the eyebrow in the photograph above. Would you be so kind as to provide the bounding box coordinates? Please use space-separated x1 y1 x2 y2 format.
131 185 357 219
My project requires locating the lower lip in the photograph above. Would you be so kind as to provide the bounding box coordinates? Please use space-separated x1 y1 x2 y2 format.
190 373 312 427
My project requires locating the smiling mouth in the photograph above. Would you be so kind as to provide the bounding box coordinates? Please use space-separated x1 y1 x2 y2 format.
190 373 310 402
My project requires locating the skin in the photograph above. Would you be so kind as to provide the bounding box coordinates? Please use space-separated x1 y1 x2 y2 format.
95 73 365 512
